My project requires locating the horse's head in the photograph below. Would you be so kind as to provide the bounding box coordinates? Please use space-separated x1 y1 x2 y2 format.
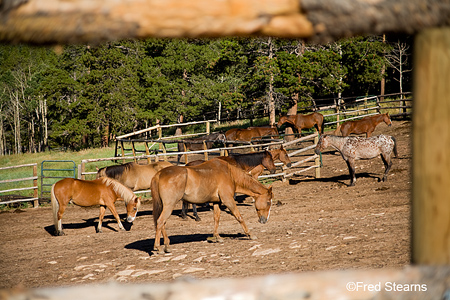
126 196 141 223
278 145 292 168
384 113 392 127
276 116 288 128
216 133 227 143
314 135 328 155
254 186 273 224
263 150 277 174
96 167 105 179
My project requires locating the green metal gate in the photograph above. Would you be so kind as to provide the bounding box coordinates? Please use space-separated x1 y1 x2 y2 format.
40 160 77 200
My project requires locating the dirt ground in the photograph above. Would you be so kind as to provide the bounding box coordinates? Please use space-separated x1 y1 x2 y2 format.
0 120 411 289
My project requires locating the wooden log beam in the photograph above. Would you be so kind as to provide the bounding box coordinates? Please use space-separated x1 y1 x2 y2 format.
0 0 449 45
412 27 450 264
2 266 449 300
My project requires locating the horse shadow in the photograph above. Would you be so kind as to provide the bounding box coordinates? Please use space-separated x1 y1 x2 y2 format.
126 233 248 256
289 172 380 187
44 213 134 236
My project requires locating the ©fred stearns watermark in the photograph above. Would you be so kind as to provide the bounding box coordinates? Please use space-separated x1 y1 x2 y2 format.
346 281 427 293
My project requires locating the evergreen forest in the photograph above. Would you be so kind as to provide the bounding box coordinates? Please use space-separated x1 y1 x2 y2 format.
0 35 412 154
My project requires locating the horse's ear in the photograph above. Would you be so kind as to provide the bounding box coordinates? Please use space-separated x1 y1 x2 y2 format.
280 145 284 150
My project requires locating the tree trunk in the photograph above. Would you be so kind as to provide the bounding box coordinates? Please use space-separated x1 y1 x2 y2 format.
268 37 276 126
380 34 386 102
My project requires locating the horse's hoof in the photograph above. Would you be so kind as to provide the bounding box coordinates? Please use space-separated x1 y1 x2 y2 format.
55 231 65 236
195 217 201 222
249 234 258 240
164 246 171 253
207 236 224 243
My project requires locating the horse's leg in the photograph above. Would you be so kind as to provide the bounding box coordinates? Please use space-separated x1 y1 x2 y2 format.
181 201 188 219
97 205 106 233
208 203 224 243
154 205 175 253
56 202 67 236
346 158 357 186
221 195 256 240
105 202 125 231
380 154 392 182
192 204 201 222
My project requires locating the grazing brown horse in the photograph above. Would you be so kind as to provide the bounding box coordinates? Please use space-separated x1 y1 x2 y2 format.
177 132 226 163
97 161 173 191
225 126 278 142
277 112 324 136
51 177 141 235
336 113 392 137
181 148 282 220
315 134 397 186
151 159 273 253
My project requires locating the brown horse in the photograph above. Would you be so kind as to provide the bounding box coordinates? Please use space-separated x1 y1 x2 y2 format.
220 150 277 178
51 177 141 236
177 132 226 163
225 126 278 142
277 112 324 136
315 134 397 186
336 113 392 138
151 159 273 253
246 146 292 178
97 161 173 191
181 148 281 220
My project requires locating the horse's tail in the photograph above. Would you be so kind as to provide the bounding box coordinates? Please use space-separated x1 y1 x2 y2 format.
50 182 59 232
151 173 163 228
391 136 398 158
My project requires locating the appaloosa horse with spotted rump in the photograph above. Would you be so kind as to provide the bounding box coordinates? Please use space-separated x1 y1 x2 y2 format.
315 134 397 186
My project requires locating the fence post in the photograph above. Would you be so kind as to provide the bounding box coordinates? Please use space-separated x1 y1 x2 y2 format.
144 142 152 164
33 164 38 207
80 162 85 180
314 135 320 179
412 27 450 264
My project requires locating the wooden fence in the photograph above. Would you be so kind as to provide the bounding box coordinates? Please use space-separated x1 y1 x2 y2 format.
0 163 38 207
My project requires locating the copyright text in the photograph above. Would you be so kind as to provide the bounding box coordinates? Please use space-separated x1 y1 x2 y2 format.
346 281 427 292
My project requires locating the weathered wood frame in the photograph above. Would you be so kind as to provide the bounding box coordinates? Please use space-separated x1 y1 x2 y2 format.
1 0 449 297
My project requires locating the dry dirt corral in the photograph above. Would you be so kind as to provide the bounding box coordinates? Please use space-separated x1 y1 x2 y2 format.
0 121 411 289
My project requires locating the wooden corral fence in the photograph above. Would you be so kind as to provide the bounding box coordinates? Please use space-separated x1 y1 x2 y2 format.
0 163 38 207
114 120 216 162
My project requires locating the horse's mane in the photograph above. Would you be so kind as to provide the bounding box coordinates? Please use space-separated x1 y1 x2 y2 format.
101 177 136 204
226 162 265 193
102 162 134 179
229 151 270 168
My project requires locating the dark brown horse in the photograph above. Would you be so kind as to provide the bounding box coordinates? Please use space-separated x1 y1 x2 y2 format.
151 159 273 253
315 134 397 186
277 112 324 136
51 177 141 235
225 126 278 142
336 113 392 138
177 132 226 163
96 161 173 191
220 150 277 178
247 146 292 178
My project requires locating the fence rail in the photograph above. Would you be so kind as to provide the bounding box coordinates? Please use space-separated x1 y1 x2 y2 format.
0 163 38 207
